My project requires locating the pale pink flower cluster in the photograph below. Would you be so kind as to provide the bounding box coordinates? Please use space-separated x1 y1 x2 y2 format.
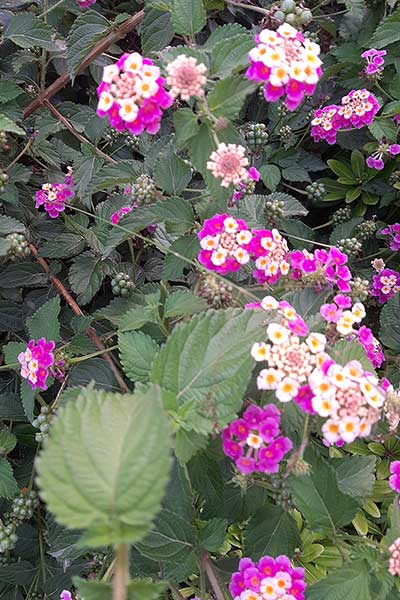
207 143 249 187
166 54 207 101
310 359 384 445
320 298 366 336
389 538 400 576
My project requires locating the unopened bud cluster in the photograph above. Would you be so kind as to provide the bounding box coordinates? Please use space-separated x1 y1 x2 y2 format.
306 181 326 201
0 131 10 152
0 522 17 553
198 273 233 309
349 276 370 302
355 220 377 240
269 473 294 510
0 169 9 193
337 237 362 255
32 406 56 442
242 122 269 151
6 233 30 260
130 175 158 205
332 207 351 225
265 199 285 223
111 273 135 297
273 0 313 28
9 490 38 522
278 124 293 144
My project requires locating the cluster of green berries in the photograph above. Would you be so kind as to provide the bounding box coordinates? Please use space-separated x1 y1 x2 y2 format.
269 474 294 511
337 237 362 255
278 125 293 144
130 175 158 206
265 199 285 223
242 122 269 151
332 206 351 225
9 490 38 522
355 220 377 241
111 273 135 297
0 522 17 553
304 31 320 43
125 135 140 152
0 131 9 152
305 181 326 201
6 233 30 260
0 169 9 193
389 170 400 187
349 276 370 302
32 406 56 442
198 273 233 309
273 0 313 27
277 102 289 117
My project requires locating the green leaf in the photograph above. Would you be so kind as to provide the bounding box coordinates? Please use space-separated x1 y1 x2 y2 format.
164 290 207 319
139 7 174 55
381 101 400 117
74 576 166 600
207 76 256 120
36 385 171 545
73 150 103 207
380 293 400 351
267 192 308 217
0 431 17 454
371 8 400 48
0 82 23 104
199 518 227 551
67 10 110 81
5 13 61 51
210 33 254 78
0 215 25 235
91 160 143 193
203 23 248 49
172 0 206 36
259 165 281 192
4 341 25 365
327 159 354 180
282 165 311 183
173 109 200 148
20 379 36 423
329 217 363 244
119 305 161 333
0 457 18 499
27 297 61 343
331 339 374 372
335 456 376 504
150 309 265 435
163 234 199 280
306 560 371 600
174 428 208 463
69 252 113 305
351 150 365 180
39 233 85 259
368 119 398 143
154 146 192 195
288 448 358 533
244 505 301 559
0 113 25 135
119 331 159 383
277 218 315 250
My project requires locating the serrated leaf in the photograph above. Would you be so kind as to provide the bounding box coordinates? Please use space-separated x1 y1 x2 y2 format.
67 10 110 81
199 518 227 551
0 457 18 499
163 234 199 280
207 76 256 120
72 150 103 207
172 0 206 36
259 165 281 192
4 341 25 365
119 331 159 383
331 339 374 372
91 160 143 193
154 147 192 195
39 233 85 259
267 192 308 217
335 456 376 504
0 113 24 135
164 290 207 319
0 81 23 104
0 431 17 454
329 217 363 244
368 119 397 143
36 385 171 545
173 109 200 147
380 293 400 351
5 13 61 51
282 165 311 183
203 23 248 49
0 262 48 288
20 379 35 423
139 6 174 55
306 560 371 600
69 252 113 305
244 505 301 559
27 296 61 343
210 33 254 78
371 8 400 48
0 215 25 235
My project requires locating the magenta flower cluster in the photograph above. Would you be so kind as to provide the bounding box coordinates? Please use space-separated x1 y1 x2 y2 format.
222 404 292 475
389 461 400 494
110 205 133 225
366 142 400 170
382 224 400 251
198 214 252 275
60 592 72 600
361 48 386 76
97 53 172 135
290 247 352 292
35 168 74 219
246 24 322 111
18 338 56 391
77 0 96 6
311 89 380 145
229 555 306 600
358 326 385 369
371 268 400 304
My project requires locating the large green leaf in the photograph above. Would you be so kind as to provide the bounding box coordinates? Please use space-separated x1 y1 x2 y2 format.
69 252 113 306
334 456 376 505
5 13 61 51
0 457 18 499
368 119 397 143
36 385 171 546
306 560 371 600
67 10 110 81
371 8 400 48
27 297 61 343
73 578 166 600
244 505 301 559
154 146 192 195
119 331 159 383
380 294 400 351
207 76 256 120
172 0 206 36
139 6 174 55
210 32 254 78
288 449 358 533
150 308 265 435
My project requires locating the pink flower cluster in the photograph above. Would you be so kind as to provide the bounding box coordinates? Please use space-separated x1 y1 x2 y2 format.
389 538 400 576
246 23 322 111
77 0 96 7
290 247 352 292
250 229 290 285
366 142 400 170
97 53 173 135
18 338 56 391
389 461 400 494
231 166 260 204
60 592 72 600
371 268 400 304
361 48 386 76
207 144 251 188
229 555 306 600
358 326 385 369
222 403 292 474
165 54 207 101
320 296 365 336
35 168 74 219
110 205 133 225
382 224 400 251
311 89 380 145
198 214 252 275
310 358 384 445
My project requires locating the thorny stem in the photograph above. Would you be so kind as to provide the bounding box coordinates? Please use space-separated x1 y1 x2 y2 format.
202 553 227 600
113 544 130 600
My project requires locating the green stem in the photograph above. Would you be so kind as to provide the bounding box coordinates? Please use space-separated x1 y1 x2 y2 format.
313 9 348 19
313 219 333 230
375 80 396 102
284 183 308 196
68 344 119 365
224 0 268 14
285 233 333 248
299 413 310 459
0 362 18 371
202 553 228 600
127 238 136 279
38 0 66 18
113 544 130 600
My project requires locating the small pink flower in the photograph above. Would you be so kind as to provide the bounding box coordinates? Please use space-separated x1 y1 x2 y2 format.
77 0 96 6
198 214 252 275
110 205 133 225
390 461 400 494
207 143 249 187
60 592 72 600
389 538 400 576
18 338 56 391
320 303 342 323
165 55 207 101
381 224 400 251
371 268 400 304
35 168 74 219
366 141 400 171
361 48 386 76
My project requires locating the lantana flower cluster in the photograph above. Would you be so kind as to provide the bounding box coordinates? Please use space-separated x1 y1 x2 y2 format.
311 89 380 145
198 214 252 275
77 0 96 7
246 23 322 111
289 247 352 292
222 403 292 474
371 267 400 304
310 358 385 445
389 538 400 577
165 54 207 101
207 144 252 188
230 555 306 600
35 167 74 219
250 229 290 285
382 223 400 251
320 296 365 336
366 141 400 170
358 325 385 369
361 48 386 76
18 338 56 391
97 53 173 135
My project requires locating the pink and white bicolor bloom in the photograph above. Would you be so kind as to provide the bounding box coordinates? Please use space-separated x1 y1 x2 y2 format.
198 214 252 275
207 143 250 188
165 54 207 101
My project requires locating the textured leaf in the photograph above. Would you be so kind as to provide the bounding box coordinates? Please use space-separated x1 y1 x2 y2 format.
27 296 61 343
173 109 200 147
164 290 207 319
91 160 143 193
0 262 48 288
369 119 397 143
38 234 85 259
140 7 174 55
371 8 400 48
163 234 199 280
306 560 371 600
203 23 247 49
259 164 281 192
0 81 23 104
244 505 301 559
5 13 60 51
0 215 25 235
67 10 110 81
210 33 254 78
267 192 308 216
207 76 256 120
0 113 24 135
0 457 18 499
0 431 17 454
0 393 27 421
36 385 171 545
199 518 227 551
380 294 400 351
69 252 113 305
172 0 206 36
119 331 159 383
335 456 376 504
20 379 35 423
154 147 192 195
331 340 374 372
